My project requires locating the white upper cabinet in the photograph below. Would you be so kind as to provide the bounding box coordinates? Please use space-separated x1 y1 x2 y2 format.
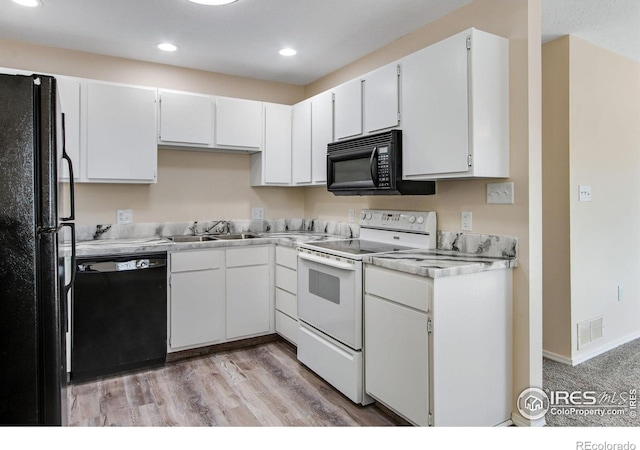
84 81 158 183
401 28 509 180
310 90 333 184
291 99 312 185
158 90 213 146
333 78 363 140
251 102 292 186
56 76 81 181
215 97 263 150
363 62 400 134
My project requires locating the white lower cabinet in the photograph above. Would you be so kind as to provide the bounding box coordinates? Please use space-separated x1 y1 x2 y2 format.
169 249 225 351
364 265 513 427
225 246 274 340
168 245 274 352
274 246 298 344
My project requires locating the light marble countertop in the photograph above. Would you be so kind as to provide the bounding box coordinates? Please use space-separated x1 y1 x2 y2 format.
362 249 517 278
65 231 338 258
62 219 518 278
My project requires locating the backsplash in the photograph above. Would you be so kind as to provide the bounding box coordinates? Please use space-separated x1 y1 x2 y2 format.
70 220 517 259
438 231 518 259
72 218 360 242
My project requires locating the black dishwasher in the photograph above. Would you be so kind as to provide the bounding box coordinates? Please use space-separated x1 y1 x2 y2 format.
71 252 167 382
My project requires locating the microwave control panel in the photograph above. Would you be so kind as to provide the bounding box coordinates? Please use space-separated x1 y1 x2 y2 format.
377 146 390 187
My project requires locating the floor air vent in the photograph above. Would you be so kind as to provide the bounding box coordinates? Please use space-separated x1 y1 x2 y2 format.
577 316 604 350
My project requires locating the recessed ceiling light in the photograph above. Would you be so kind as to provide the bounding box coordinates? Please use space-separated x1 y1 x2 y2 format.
12 0 42 7
157 43 179 52
279 48 297 57
187 0 238 5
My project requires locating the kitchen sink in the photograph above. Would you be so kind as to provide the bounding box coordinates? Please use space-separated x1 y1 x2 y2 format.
165 233 263 242
165 235 218 243
209 232 262 240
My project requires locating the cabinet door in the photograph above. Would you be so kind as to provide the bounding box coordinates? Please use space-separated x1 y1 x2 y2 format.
215 97 262 149
363 63 399 133
333 78 362 140
56 77 81 181
85 82 157 182
364 293 430 426
159 90 213 146
291 100 312 185
263 102 292 184
226 265 271 340
310 90 333 184
401 30 470 179
170 267 225 350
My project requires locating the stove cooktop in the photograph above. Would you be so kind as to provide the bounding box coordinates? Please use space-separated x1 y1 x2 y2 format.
303 239 415 256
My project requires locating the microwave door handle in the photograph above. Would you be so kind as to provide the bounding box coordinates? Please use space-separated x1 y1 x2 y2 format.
369 146 379 187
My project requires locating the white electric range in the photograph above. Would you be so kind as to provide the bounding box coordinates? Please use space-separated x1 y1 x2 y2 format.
296 209 437 405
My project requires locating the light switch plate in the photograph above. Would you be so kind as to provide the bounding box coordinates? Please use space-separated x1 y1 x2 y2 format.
487 182 514 204
579 185 592 202
117 209 132 224
252 207 264 220
461 211 472 231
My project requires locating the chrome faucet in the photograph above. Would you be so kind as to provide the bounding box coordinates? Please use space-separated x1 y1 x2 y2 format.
204 220 230 235
188 222 198 236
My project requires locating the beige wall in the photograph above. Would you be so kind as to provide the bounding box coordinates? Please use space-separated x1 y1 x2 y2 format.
1 0 543 424
541 37 572 358
542 36 640 363
303 0 543 424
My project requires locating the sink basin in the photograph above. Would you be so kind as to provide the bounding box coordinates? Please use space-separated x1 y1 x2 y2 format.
165 232 263 242
165 235 217 243
209 232 262 240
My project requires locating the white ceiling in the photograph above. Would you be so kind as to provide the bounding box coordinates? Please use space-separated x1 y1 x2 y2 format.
1 0 638 86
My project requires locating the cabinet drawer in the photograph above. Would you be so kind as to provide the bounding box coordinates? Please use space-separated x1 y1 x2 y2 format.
226 246 270 268
364 265 431 312
275 265 296 294
275 245 297 270
275 310 297 345
171 249 222 272
276 287 297 318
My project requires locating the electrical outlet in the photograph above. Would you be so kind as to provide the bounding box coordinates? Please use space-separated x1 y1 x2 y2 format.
579 185 592 202
252 207 264 220
461 211 472 231
116 209 132 224
487 182 514 204
348 208 355 223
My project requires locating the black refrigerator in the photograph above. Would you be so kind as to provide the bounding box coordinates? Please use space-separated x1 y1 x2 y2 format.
0 73 76 425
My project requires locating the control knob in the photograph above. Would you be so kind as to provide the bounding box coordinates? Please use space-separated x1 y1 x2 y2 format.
416 216 425 224
408 216 416 224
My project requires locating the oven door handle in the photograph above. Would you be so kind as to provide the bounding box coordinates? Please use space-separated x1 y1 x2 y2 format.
298 252 356 271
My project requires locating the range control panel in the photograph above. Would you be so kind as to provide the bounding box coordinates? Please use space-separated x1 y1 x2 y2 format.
359 209 437 234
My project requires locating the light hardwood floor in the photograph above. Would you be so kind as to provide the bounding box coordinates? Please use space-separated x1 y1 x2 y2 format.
68 339 403 426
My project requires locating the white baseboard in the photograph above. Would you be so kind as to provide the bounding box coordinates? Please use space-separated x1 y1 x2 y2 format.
544 330 640 366
542 350 572 365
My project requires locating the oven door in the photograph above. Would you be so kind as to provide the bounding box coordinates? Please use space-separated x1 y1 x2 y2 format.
327 146 378 194
297 249 362 350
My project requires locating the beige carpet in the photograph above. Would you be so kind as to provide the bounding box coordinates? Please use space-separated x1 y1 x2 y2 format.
543 338 640 426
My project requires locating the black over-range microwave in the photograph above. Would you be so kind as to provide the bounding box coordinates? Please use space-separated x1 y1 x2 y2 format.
326 130 436 196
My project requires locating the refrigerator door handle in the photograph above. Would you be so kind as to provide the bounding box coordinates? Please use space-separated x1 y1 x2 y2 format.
60 113 75 222
60 222 76 296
